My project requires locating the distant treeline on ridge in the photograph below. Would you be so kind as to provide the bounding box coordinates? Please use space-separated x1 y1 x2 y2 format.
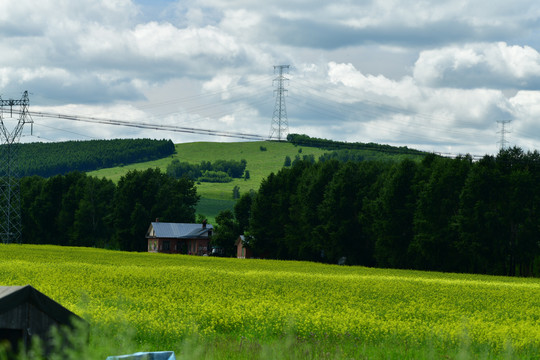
13 138 175 177
286 133 427 156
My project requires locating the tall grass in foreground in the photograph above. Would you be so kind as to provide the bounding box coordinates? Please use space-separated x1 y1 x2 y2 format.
0 245 539 359
2 322 537 360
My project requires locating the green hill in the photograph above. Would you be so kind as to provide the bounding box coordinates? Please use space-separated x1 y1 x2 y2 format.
89 142 323 193
88 141 327 221
87 139 428 221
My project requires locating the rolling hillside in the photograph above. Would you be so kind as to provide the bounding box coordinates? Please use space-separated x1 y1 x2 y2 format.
87 140 427 221
88 141 327 220
89 141 325 196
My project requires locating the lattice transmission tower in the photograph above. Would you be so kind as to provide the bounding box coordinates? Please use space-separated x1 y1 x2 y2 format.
0 91 32 244
269 65 290 141
497 120 511 151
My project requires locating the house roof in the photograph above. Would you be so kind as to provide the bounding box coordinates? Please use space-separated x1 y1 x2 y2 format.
147 222 214 239
0 285 83 325
235 235 245 246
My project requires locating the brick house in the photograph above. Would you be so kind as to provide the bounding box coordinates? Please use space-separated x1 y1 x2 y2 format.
146 220 213 255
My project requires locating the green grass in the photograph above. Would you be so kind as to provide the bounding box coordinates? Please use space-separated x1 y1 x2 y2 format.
88 141 327 200
87 141 327 219
196 198 236 223
9 325 532 360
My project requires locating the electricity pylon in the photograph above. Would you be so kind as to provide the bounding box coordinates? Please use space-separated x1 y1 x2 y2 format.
0 91 32 244
270 65 290 141
497 120 511 151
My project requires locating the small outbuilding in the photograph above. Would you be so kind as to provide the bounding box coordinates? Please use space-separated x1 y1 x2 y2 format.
235 235 253 259
146 220 214 255
0 285 84 355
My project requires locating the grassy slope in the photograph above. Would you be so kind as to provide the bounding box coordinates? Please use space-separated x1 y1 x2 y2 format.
88 141 327 220
89 141 326 198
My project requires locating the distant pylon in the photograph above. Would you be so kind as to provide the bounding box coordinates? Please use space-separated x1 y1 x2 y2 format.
497 120 511 151
269 65 290 141
0 91 32 244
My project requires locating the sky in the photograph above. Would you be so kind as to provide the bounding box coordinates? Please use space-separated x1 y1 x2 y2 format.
2 0 540 156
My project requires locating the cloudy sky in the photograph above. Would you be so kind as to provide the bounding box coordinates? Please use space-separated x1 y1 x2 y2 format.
2 0 540 155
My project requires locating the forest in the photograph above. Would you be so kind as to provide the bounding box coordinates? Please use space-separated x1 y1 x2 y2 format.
221 147 540 277
14 138 175 177
20 168 199 251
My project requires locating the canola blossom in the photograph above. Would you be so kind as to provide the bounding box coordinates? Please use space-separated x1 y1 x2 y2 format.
0 244 539 352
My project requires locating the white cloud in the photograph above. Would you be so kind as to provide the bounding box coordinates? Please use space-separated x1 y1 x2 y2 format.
288 60 513 154
218 114 235 126
414 42 540 89
328 62 420 101
220 9 261 35
132 22 240 59
2 0 540 156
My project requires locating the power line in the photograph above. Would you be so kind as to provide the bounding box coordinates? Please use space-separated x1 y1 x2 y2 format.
289 77 482 144
24 108 489 159
26 111 267 141
33 122 100 140
16 70 513 157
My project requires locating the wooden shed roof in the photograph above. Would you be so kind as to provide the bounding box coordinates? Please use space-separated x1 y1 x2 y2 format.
0 285 82 325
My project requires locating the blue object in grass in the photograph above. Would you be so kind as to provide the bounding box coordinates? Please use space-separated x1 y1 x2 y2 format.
106 351 176 360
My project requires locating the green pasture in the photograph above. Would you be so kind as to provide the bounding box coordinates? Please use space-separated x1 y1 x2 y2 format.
89 141 325 198
196 198 236 223
88 141 327 218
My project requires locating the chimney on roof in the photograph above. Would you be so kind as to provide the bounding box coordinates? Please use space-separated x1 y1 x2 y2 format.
202 219 207 229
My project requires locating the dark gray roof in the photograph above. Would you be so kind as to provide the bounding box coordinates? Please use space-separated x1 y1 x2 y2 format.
0 285 83 325
147 222 213 239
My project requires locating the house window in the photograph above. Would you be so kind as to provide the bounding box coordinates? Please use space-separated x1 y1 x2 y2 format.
163 241 170 251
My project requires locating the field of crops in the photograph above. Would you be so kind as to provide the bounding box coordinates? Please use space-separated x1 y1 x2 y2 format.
0 244 539 358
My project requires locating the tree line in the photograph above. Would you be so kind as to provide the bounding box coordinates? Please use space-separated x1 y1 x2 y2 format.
15 138 175 177
222 147 540 277
21 168 199 251
286 133 427 157
166 158 247 183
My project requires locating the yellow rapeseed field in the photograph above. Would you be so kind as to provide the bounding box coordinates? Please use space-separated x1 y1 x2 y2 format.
0 244 539 353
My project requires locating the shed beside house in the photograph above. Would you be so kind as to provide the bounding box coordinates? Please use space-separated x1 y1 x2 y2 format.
0 285 84 355
146 221 214 255
235 235 253 259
